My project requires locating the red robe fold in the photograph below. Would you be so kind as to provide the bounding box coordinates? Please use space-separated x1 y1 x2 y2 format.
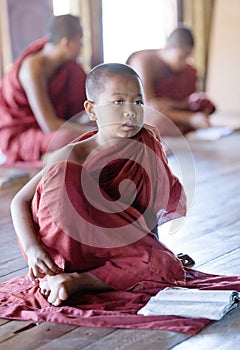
0 128 239 335
154 60 216 114
30 128 186 288
0 37 87 164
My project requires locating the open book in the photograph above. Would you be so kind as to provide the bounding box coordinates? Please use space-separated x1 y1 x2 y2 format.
137 287 240 320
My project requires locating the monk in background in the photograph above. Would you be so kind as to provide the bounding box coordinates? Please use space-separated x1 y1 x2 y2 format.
127 24 216 136
0 14 95 165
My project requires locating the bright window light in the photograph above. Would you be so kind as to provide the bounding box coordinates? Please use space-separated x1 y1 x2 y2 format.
53 0 70 15
102 0 177 63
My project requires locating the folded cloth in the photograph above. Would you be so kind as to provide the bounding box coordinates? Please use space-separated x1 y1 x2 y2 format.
0 271 240 335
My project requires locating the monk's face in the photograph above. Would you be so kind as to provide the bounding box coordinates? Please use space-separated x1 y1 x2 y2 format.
93 73 144 139
167 46 193 72
67 33 83 60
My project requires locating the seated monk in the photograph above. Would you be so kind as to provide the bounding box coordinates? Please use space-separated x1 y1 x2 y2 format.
127 24 216 136
0 14 96 165
10 63 187 306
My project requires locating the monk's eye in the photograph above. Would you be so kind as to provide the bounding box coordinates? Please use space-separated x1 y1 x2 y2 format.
134 100 144 105
113 100 124 105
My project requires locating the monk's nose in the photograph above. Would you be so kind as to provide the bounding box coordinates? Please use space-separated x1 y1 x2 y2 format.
124 103 136 117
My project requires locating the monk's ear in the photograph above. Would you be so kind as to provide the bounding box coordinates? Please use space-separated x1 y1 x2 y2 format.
84 100 97 121
59 37 69 47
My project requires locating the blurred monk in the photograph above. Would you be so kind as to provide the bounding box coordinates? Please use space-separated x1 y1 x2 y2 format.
0 14 95 165
127 24 216 136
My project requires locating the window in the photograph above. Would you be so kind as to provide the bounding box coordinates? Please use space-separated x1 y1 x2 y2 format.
102 0 177 63
52 0 71 15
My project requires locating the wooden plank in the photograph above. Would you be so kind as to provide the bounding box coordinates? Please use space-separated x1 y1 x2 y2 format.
0 267 28 283
167 133 240 187
85 329 189 350
197 249 240 275
0 222 16 241
37 328 189 350
0 182 27 282
0 322 78 350
161 222 240 270
161 135 240 271
34 327 117 350
0 320 35 343
171 306 240 349
0 215 27 281
0 256 27 276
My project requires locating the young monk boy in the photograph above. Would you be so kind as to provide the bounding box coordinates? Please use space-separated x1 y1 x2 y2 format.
10 63 187 307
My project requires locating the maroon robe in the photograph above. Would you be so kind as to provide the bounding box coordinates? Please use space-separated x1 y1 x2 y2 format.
0 128 239 335
0 37 87 164
154 60 216 114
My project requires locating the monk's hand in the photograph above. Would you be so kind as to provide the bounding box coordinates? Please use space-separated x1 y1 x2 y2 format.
189 112 211 130
26 244 62 284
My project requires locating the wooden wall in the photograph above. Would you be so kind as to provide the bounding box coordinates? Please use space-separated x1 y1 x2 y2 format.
7 0 53 61
206 0 240 114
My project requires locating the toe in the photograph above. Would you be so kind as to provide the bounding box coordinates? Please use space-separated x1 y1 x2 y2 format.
47 289 58 305
59 286 68 301
53 298 62 307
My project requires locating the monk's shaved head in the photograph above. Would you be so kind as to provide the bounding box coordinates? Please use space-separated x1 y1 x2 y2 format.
86 63 142 102
167 25 194 49
47 14 83 44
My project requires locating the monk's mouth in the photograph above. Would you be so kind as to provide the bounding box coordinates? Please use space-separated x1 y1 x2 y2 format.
122 123 136 129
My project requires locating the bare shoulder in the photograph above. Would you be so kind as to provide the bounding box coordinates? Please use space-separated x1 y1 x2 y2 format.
127 49 160 78
19 51 53 83
127 49 159 65
44 133 100 169
19 54 46 87
21 51 45 71
42 144 75 170
58 134 98 165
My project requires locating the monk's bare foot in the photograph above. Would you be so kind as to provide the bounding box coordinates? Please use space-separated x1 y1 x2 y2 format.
40 273 80 306
39 279 51 298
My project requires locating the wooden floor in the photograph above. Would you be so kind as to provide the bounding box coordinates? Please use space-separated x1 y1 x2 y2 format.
0 131 240 350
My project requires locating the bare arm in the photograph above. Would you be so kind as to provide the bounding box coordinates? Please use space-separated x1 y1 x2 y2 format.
10 146 73 281
11 171 43 253
11 171 63 282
